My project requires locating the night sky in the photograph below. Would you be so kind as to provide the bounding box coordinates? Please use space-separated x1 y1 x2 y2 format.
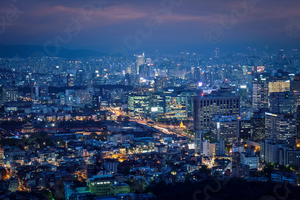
1 0 300 54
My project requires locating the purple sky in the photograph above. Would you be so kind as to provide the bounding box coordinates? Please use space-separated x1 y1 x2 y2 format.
0 0 300 54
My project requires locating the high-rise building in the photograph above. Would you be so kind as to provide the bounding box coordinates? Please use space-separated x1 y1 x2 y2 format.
265 112 296 147
239 119 252 140
251 109 267 140
31 86 39 100
269 91 294 114
252 74 268 110
39 84 48 97
268 80 290 94
136 53 145 74
75 69 85 86
164 95 187 119
127 94 150 118
2 87 18 102
193 90 240 153
211 115 239 142
294 92 300 112
292 74 300 92
125 65 132 74
67 74 75 87
193 92 240 131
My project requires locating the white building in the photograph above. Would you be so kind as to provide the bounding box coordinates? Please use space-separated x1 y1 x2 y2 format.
241 150 259 169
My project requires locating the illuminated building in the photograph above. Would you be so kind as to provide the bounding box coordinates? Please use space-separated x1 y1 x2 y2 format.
193 90 240 153
252 74 268 110
125 65 132 74
239 119 251 140
87 175 116 196
136 53 145 74
268 81 290 93
67 74 75 86
154 77 168 92
265 112 296 147
2 86 18 102
75 69 85 86
150 93 165 118
39 84 48 97
202 140 225 157
292 74 300 92
128 94 150 118
211 115 239 142
251 110 266 140
31 86 39 100
164 95 187 119
111 183 130 196
269 91 294 114
193 91 240 131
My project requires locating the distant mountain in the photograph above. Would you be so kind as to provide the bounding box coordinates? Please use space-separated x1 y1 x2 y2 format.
0 44 107 58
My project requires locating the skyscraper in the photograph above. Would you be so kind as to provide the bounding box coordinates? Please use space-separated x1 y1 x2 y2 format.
269 91 294 114
39 84 48 97
136 53 145 74
193 90 240 153
2 87 18 102
67 74 75 87
75 70 84 86
265 112 296 147
252 74 268 110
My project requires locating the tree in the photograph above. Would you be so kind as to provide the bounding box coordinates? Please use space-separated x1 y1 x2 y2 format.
99 131 109 141
199 165 211 175
213 170 221 177
263 164 274 179
124 166 130 175
185 172 192 183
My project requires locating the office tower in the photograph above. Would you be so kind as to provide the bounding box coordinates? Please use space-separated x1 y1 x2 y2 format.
139 64 150 78
292 74 300 92
67 74 75 87
136 53 145 74
269 91 294 114
164 95 187 119
268 70 291 93
238 85 247 101
193 91 240 153
239 119 251 140
211 115 239 141
39 84 48 97
125 65 132 74
76 69 84 86
150 93 165 118
252 74 268 110
265 112 296 147
31 86 39 100
294 92 300 111
127 94 150 118
193 92 240 131
260 139 279 163
251 109 267 140
2 87 18 102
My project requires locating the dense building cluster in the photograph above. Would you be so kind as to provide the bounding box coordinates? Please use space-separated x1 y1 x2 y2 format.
0 49 300 199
